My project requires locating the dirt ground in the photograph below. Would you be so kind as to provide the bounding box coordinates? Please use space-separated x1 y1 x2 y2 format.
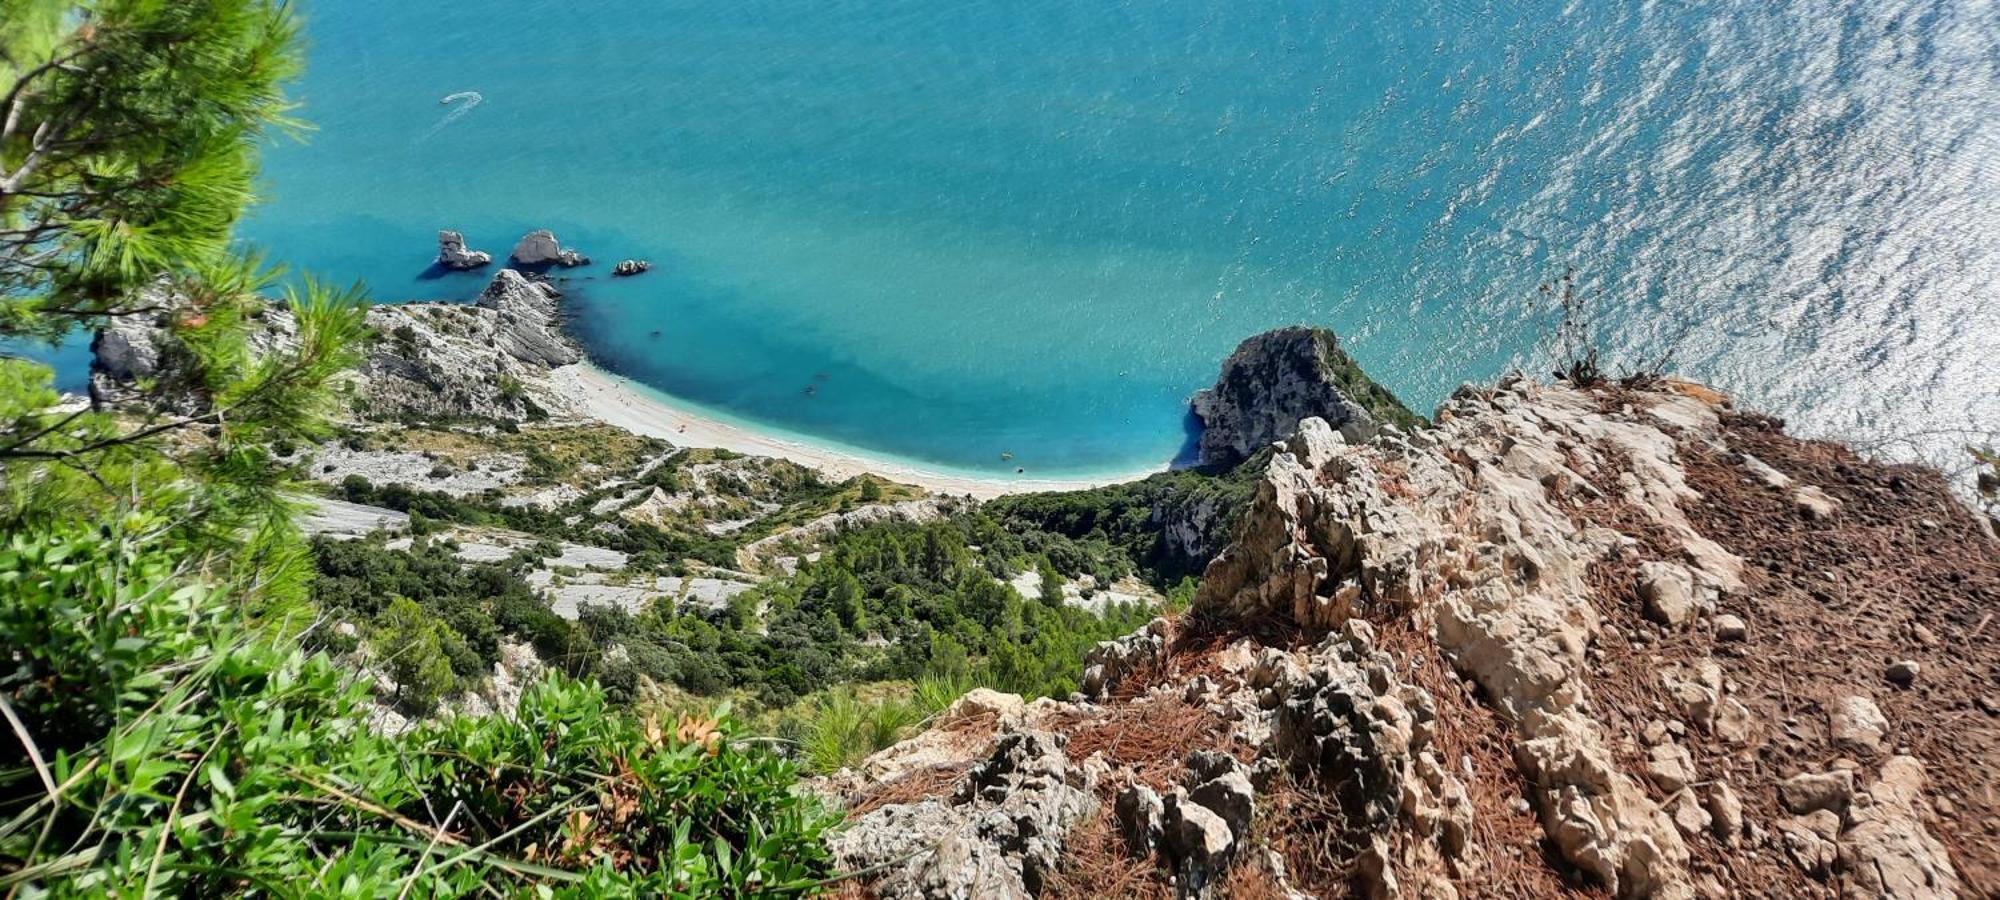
1571 409 1999 896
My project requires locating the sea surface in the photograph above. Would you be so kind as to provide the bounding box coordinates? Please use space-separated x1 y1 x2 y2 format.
233 0 2000 478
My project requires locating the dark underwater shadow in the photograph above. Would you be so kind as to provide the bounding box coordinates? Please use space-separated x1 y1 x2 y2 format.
1168 406 1204 471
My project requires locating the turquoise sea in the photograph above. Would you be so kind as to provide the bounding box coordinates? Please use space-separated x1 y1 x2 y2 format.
235 0 1999 478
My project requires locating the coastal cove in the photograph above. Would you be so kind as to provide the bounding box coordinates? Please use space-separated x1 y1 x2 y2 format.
240 0 2000 477
552 361 1169 498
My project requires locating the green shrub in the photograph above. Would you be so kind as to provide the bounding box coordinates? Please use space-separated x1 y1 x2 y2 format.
0 516 840 896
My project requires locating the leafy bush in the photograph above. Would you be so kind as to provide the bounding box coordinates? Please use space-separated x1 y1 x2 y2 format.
0 517 840 896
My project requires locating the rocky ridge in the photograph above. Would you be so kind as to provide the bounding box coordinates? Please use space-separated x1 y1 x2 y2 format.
820 373 1998 898
92 269 583 422
1189 326 1423 468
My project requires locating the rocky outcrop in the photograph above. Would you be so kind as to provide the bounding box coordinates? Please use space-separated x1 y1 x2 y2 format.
90 270 584 422
821 364 1994 896
611 259 650 277
832 730 1097 899
509 229 589 268
1195 379 1734 895
436 229 492 270
1188 326 1421 468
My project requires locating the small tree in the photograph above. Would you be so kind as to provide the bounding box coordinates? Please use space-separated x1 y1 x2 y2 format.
375 596 456 713
1 1 366 609
1037 556 1066 607
858 474 884 502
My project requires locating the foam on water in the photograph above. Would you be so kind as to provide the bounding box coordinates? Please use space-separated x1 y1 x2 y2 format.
238 0 2000 476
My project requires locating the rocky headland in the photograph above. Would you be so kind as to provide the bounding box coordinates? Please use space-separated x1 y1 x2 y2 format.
1190 326 1425 467
84 272 2000 898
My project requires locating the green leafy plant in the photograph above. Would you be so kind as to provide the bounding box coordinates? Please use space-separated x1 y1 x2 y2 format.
0 515 841 896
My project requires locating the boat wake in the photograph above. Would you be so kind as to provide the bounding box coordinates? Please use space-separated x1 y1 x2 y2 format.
418 91 483 142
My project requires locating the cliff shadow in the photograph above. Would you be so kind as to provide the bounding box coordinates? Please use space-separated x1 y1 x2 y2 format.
1168 406 1205 471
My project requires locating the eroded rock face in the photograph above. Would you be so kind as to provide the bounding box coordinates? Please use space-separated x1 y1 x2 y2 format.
436 229 492 269
1193 377 1754 897
1080 616 1172 699
90 270 584 422
825 373 1976 897
509 229 589 268
1188 326 1420 468
832 730 1096 899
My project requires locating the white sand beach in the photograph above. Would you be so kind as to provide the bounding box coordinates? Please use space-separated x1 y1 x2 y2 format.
551 363 1163 499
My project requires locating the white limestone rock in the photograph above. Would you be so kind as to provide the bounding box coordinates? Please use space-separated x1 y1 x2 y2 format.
436 229 492 269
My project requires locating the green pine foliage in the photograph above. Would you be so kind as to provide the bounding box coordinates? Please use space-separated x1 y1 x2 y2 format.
0 516 839 896
1 2 849 892
570 515 1156 712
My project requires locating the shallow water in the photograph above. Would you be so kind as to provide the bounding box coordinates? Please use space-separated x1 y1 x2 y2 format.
238 0 2000 477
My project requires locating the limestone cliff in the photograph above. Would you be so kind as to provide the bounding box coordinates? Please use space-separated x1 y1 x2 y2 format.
91 269 582 422
821 375 1997 899
1189 326 1423 468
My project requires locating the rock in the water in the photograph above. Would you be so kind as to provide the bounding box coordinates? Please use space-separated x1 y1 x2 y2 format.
509 229 590 268
612 259 651 276
1188 326 1421 468
436 229 492 270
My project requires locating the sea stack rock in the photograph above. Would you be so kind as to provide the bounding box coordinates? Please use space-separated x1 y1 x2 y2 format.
1189 326 1421 468
509 229 590 268
435 230 492 270
612 259 651 277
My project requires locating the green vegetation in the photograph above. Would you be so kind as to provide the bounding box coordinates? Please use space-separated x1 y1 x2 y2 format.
1 2 841 892
1309 328 1428 432
487 513 1152 711
0 518 835 895
990 456 1267 584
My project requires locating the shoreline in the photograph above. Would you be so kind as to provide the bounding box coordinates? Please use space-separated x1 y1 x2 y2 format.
550 363 1166 499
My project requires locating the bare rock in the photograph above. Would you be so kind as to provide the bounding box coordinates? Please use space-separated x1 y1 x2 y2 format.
1838 756 1961 898
940 688 1027 729
1114 783 1165 855
1639 561 1699 628
1664 790 1712 838
1184 751 1256 842
1886 659 1921 687
1188 326 1419 467
1080 617 1171 699
1706 781 1743 846
1779 811 1843 877
1713 613 1747 641
1828 695 1889 756
1163 793 1235 890
1779 770 1855 817
612 259 651 276
833 730 1096 899
436 229 492 269
1712 697 1758 745
1645 742 1696 793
